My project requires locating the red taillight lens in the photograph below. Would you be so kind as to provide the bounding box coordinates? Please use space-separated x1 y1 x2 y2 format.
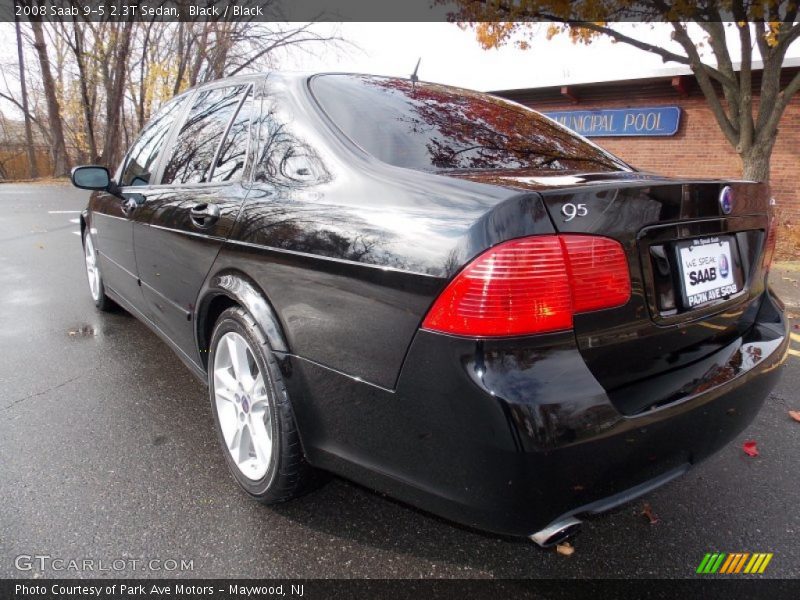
422 235 630 337
561 235 632 313
762 218 778 275
422 237 572 336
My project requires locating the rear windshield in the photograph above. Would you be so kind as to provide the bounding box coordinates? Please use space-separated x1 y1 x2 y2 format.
311 74 630 173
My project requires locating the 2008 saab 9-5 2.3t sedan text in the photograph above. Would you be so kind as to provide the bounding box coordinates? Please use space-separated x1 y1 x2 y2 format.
71 72 788 546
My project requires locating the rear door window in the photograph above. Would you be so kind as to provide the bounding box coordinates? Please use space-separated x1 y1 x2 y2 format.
119 94 189 187
209 88 254 183
162 85 247 185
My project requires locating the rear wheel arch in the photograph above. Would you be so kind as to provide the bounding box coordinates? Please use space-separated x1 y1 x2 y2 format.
196 270 290 369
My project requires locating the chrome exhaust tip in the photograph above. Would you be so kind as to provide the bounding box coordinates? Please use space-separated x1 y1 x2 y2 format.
529 516 582 547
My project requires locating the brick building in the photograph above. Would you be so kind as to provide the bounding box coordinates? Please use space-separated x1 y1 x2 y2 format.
494 59 799 258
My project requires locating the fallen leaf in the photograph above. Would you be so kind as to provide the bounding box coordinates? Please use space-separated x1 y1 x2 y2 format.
641 502 660 525
556 542 575 556
789 411 800 423
67 325 95 337
742 440 759 457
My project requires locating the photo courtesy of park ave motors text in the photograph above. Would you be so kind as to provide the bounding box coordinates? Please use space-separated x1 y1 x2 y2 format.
1 0 800 588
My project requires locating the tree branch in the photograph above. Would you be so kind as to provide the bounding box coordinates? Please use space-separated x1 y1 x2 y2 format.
670 22 739 145
736 20 754 153
0 90 41 126
758 68 800 146
697 19 740 129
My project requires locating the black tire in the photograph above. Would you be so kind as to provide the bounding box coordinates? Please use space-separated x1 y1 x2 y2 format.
82 229 116 312
208 306 322 503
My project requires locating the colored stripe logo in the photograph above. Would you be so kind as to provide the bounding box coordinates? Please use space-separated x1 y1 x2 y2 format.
697 552 773 574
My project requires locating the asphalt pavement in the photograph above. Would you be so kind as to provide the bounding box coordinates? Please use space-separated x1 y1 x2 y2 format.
1 182 798 579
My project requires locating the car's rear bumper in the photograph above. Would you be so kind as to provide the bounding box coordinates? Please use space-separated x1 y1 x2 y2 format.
288 289 788 537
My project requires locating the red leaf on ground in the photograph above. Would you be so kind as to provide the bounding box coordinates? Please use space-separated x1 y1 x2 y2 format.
742 440 759 457
789 411 800 423
641 502 660 525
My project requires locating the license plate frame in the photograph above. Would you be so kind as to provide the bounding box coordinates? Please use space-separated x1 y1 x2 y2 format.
675 235 744 311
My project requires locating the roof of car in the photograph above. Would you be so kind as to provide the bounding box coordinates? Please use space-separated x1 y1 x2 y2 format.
191 71 425 91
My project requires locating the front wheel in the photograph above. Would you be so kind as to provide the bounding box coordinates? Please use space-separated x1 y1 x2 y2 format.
208 306 322 503
83 229 115 311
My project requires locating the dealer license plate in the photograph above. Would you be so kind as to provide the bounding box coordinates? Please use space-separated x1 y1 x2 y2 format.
677 236 740 309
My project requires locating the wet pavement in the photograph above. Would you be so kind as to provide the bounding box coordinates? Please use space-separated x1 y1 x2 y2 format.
1 182 799 579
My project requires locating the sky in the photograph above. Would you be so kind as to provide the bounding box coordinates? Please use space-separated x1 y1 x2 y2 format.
2 21 800 118
278 22 800 92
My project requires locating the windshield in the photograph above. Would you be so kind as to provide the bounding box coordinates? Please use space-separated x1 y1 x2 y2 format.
311 74 631 174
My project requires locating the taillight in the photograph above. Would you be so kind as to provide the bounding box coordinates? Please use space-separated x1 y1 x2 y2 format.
422 235 630 337
561 236 632 313
762 218 778 275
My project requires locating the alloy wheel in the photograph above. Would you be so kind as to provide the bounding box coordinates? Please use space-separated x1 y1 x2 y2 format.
84 233 101 302
213 331 274 481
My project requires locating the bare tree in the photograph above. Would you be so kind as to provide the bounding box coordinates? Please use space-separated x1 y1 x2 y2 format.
14 14 37 178
3 16 343 177
29 11 70 176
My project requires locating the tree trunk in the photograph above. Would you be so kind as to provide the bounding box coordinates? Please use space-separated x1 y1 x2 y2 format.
100 21 134 168
189 24 210 87
740 145 772 183
15 17 38 178
72 24 98 163
30 17 70 177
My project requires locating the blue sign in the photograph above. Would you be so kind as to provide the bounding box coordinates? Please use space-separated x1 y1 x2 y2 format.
543 106 681 137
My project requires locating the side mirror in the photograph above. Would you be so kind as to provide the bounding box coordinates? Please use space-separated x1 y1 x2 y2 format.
71 166 111 191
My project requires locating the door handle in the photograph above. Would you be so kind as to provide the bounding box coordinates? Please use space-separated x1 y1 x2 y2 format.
189 202 220 228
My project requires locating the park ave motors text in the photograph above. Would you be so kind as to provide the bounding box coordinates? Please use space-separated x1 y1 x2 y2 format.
16 584 304 597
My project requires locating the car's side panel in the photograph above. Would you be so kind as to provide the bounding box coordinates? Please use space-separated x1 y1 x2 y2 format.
88 191 143 307
134 183 249 364
208 239 445 389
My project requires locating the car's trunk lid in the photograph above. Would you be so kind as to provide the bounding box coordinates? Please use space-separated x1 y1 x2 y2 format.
447 170 774 415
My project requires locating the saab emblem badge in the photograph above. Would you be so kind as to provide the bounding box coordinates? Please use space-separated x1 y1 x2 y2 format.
719 186 733 215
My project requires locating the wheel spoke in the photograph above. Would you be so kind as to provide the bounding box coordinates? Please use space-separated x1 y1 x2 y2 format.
250 372 266 397
250 410 272 445
227 335 253 388
237 424 253 465
215 386 236 404
250 421 271 467
228 422 242 452
214 369 237 398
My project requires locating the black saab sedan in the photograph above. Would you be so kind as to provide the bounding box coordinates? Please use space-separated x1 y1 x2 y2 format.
71 72 788 546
